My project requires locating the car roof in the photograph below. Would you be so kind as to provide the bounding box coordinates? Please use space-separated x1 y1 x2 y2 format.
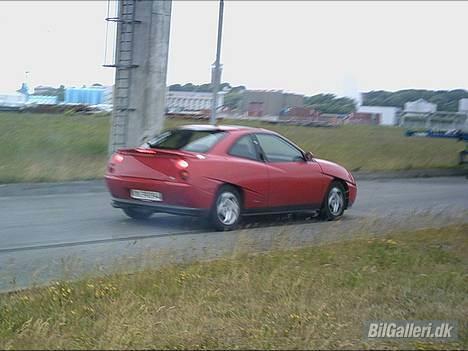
176 124 267 132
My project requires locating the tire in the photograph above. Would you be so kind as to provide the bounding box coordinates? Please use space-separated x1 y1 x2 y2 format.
320 181 346 221
122 207 153 220
211 185 242 231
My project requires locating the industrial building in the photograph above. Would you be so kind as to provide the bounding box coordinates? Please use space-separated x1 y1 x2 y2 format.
278 106 321 120
0 93 26 111
33 86 59 96
400 98 468 132
240 90 304 117
27 95 58 105
400 111 467 131
404 99 437 113
64 86 112 106
459 98 468 114
165 90 224 113
345 112 381 125
357 105 401 125
312 113 347 126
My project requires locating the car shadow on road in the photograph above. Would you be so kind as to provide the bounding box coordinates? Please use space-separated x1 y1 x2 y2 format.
122 211 359 235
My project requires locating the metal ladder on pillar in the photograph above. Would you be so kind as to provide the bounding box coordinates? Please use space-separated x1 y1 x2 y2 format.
105 0 140 152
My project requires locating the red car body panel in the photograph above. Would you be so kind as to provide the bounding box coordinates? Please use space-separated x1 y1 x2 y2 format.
262 161 327 207
105 125 357 216
315 158 357 207
315 158 355 185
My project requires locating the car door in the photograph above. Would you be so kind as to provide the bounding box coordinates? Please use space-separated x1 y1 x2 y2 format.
225 134 270 210
254 133 326 209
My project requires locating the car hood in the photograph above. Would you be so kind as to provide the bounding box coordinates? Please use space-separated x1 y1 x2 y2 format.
314 158 355 185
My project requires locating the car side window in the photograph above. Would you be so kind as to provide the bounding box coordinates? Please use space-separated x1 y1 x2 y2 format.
228 135 259 161
256 133 304 163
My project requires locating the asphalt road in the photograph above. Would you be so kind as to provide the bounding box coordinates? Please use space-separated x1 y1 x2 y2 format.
1 177 467 292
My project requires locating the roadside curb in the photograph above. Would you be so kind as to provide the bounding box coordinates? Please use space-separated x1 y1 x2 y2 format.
0 168 466 197
0 179 106 197
353 168 467 180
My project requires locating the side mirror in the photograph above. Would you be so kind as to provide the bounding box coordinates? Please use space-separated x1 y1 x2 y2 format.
304 151 314 161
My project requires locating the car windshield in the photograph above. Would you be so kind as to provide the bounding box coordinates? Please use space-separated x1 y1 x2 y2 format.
145 129 226 153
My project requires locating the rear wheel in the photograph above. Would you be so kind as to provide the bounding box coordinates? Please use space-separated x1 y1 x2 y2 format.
122 207 153 220
211 185 241 231
320 181 346 221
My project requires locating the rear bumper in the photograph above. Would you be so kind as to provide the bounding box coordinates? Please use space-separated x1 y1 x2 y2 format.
105 174 213 216
111 197 207 217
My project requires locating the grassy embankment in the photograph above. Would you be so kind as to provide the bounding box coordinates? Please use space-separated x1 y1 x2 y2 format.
0 112 463 183
0 225 467 349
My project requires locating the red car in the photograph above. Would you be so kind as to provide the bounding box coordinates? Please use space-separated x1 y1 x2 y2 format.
105 125 357 230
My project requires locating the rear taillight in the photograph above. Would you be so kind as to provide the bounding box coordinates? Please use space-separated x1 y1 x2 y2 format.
175 159 189 169
108 153 124 173
175 159 189 180
111 153 124 163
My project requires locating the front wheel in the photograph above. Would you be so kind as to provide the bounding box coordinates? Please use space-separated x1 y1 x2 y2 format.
122 207 153 220
320 181 346 221
211 185 241 231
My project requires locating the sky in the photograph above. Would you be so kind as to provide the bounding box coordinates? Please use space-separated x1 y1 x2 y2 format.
0 1 467 98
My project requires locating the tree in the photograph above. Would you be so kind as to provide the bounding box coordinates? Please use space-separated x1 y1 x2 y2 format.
181 83 196 91
195 83 212 92
304 94 356 114
168 84 183 91
223 86 245 110
362 89 468 112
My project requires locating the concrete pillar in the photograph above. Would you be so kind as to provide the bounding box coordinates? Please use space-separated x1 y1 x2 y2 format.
109 0 172 153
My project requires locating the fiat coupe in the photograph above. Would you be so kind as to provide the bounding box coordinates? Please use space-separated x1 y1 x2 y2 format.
105 125 357 230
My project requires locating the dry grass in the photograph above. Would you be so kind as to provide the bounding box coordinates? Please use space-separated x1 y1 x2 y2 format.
0 225 466 349
0 112 463 183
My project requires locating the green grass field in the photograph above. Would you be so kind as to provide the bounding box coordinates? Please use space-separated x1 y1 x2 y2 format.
0 113 110 183
0 112 463 183
0 225 466 349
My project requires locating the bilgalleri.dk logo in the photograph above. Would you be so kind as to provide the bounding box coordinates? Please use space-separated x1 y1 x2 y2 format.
364 320 458 341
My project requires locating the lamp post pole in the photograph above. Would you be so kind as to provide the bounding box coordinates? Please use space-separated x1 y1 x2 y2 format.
210 0 224 125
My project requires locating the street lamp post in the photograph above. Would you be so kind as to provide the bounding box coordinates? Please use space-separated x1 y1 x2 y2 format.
210 0 224 125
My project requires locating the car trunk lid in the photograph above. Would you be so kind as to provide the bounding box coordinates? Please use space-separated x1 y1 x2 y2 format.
108 148 196 181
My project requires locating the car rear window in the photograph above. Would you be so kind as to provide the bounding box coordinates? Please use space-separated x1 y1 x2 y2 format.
145 129 226 153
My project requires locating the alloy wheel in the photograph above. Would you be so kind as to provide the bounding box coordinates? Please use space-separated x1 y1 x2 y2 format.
216 192 240 225
328 187 344 216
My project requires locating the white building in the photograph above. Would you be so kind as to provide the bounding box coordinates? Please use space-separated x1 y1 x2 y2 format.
166 91 224 113
357 105 401 125
0 93 26 109
458 98 468 114
404 99 437 113
27 95 58 105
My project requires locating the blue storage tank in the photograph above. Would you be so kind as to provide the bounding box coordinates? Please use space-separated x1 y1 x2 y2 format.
64 87 105 105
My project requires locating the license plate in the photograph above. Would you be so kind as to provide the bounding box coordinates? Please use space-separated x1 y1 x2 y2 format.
130 189 163 202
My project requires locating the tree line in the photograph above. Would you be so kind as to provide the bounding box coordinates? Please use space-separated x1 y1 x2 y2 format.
362 89 468 112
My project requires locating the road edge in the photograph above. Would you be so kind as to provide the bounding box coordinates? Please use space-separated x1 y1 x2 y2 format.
354 167 467 180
